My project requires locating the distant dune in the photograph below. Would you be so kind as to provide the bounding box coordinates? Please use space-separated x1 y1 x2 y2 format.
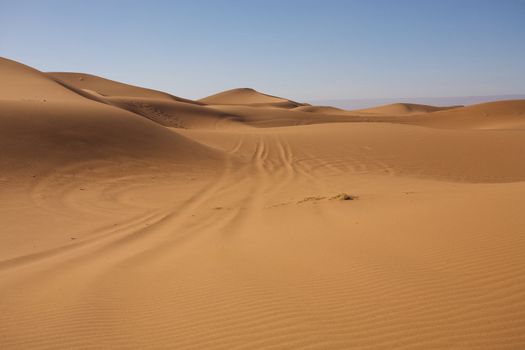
2 56 525 350
293 105 347 114
312 94 525 110
199 87 307 108
411 99 525 129
350 102 462 115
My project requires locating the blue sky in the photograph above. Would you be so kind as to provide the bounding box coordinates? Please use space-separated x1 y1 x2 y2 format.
1 0 524 100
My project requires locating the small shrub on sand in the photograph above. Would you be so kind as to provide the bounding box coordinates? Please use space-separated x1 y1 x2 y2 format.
330 193 356 201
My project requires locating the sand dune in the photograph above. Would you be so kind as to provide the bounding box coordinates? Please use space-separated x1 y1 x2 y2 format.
410 100 525 129
47 72 252 129
0 57 223 176
293 105 348 114
2 57 525 350
351 102 462 115
199 87 306 108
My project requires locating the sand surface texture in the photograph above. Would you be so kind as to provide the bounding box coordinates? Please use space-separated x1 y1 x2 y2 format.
1 57 525 349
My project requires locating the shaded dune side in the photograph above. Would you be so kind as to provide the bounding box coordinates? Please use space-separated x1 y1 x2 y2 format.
0 58 224 176
105 97 247 129
198 88 307 108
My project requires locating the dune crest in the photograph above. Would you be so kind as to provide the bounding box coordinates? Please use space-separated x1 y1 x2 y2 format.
48 72 200 104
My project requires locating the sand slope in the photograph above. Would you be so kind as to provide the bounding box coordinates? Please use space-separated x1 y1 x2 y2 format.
1 57 88 101
1 57 525 350
49 72 200 104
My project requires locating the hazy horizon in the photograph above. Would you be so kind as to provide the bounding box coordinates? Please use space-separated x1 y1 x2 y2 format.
1 0 524 101
310 94 525 109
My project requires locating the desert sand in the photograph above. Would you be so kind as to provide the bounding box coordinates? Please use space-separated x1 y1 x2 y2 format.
1 56 525 349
